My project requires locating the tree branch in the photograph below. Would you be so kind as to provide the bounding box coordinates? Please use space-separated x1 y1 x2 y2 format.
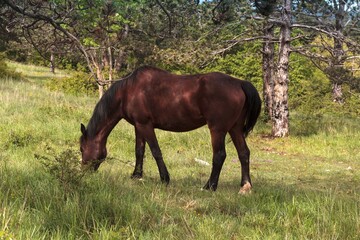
3 0 100 83
155 0 172 35
211 36 266 55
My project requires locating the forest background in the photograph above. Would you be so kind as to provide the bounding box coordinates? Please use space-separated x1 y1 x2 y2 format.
1 0 360 137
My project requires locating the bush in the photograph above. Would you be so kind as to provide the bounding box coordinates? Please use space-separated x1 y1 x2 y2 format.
204 42 263 90
0 53 23 80
46 72 98 96
4 131 36 149
35 146 89 197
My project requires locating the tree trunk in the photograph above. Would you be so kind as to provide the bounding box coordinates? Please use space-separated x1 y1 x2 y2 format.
107 46 113 82
331 0 346 104
262 21 275 121
272 0 291 137
98 84 105 98
96 67 105 98
332 82 343 103
50 51 55 74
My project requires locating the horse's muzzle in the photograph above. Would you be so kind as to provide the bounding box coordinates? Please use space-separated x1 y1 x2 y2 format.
93 162 101 171
81 159 103 172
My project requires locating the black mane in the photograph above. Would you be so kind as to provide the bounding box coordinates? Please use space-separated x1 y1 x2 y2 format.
85 70 137 137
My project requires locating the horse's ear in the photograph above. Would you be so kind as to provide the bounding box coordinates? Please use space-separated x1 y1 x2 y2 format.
80 123 87 136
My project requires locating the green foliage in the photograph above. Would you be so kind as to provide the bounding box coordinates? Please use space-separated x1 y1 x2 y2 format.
287 54 360 135
4 131 37 149
289 54 331 111
205 43 263 90
0 230 14 240
325 66 360 91
82 37 100 47
0 53 23 80
46 72 97 96
35 146 89 197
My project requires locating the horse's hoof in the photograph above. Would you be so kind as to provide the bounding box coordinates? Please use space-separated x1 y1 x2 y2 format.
131 174 143 180
160 175 170 185
202 182 217 191
238 182 252 195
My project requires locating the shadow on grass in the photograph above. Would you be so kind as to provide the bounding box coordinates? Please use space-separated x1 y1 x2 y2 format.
25 75 57 83
290 113 360 137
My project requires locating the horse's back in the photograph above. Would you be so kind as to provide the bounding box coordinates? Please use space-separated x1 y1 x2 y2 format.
124 67 248 132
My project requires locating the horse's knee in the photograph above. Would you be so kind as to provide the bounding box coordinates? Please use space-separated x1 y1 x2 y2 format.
215 149 226 160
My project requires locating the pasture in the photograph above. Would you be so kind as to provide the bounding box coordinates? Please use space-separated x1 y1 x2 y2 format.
1 63 359 239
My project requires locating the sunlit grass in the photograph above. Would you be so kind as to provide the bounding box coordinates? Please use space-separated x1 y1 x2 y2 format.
6 61 69 83
0 63 359 239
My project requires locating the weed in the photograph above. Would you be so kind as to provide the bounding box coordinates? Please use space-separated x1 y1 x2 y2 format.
5 131 35 149
35 146 89 198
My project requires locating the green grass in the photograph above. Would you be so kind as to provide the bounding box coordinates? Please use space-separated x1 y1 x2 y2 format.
6 61 69 83
1 63 360 239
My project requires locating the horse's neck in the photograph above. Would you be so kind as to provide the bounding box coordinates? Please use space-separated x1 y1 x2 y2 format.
95 117 122 144
90 89 124 143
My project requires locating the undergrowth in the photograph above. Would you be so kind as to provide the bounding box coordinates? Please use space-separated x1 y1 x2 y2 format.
46 72 98 96
0 54 23 80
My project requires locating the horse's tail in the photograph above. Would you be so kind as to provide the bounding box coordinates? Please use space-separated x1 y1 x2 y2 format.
241 81 261 137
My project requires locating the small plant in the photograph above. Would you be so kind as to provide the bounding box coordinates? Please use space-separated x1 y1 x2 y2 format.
35 146 90 197
4 131 35 149
0 230 15 240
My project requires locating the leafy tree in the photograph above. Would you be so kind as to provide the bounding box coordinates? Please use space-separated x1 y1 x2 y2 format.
292 0 360 103
253 0 360 137
2 0 146 97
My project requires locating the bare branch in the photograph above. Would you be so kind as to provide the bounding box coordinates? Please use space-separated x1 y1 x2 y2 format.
3 0 99 83
155 0 172 36
211 36 266 55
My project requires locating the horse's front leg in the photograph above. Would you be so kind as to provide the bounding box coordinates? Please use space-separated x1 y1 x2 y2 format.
135 123 170 184
131 128 145 179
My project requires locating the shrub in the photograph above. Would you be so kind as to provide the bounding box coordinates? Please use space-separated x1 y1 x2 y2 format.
46 72 98 96
35 146 89 197
4 131 36 149
0 53 23 80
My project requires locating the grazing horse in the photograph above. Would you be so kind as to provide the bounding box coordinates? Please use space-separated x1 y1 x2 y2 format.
80 66 261 193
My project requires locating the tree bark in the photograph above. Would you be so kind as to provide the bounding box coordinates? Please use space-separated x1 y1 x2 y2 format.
272 0 291 137
262 21 275 121
50 50 55 74
331 0 346 104
96 67 105 98
107 46 113 82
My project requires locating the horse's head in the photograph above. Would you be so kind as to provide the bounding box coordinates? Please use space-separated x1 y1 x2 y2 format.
80 123 107 171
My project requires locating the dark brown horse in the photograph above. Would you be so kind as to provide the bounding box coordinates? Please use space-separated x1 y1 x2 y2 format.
80 66 261 193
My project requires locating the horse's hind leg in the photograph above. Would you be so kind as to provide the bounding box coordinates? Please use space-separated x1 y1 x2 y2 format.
229 126 252 194
203 129 227 191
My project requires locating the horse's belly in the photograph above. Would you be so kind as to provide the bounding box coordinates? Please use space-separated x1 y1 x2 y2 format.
153 113 206 132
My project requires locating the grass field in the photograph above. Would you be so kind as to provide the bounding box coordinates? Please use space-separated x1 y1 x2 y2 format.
1 63 360 239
